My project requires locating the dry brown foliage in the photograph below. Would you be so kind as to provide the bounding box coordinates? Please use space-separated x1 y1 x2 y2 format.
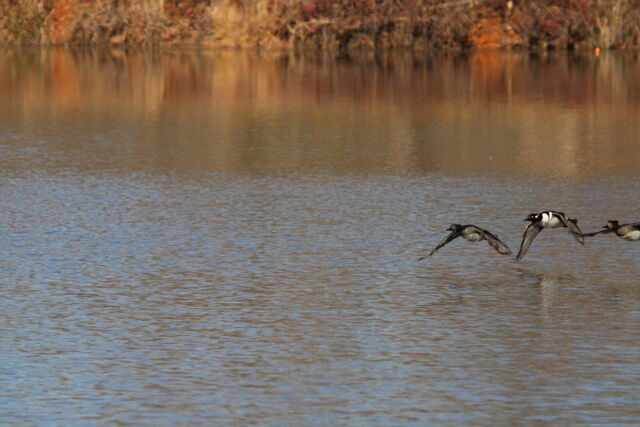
1 0 640 51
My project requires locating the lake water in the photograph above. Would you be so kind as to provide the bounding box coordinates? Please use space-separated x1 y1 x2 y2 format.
1 48 640 424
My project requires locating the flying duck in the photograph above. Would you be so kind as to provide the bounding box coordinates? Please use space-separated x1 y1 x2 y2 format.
582 220 640 241
419 224 512 260
514 211 584 263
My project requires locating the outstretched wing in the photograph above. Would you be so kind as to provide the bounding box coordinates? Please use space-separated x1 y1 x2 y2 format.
472 226 512 255
418 231 460 260
514 223 542 263
582 229 614 237
557 214 584 244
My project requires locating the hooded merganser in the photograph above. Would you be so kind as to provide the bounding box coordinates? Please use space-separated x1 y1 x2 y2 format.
583 220 640 241
514 211 584 263
419 224 512 260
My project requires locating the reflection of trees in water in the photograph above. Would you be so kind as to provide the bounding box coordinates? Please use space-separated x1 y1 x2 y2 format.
4 49 640 111
1 48 640 176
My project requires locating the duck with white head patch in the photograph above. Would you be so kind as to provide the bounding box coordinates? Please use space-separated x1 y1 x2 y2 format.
419 224 512 260
583 220 640 242
514 211 584 263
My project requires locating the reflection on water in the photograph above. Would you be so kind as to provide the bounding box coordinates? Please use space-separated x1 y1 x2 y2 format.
2 48 640 177
1 49 640 424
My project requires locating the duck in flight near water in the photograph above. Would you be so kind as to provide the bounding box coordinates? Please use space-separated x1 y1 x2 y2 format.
514 210 584 263
418 224 512 260
582 220 640 241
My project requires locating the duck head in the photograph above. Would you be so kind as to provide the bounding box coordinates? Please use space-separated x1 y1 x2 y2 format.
524 213 539 222
604 220 619 230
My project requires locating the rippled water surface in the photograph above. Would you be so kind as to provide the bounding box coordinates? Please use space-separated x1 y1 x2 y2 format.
1 49 640 424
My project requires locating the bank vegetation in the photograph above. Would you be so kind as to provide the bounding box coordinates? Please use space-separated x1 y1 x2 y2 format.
1 0 640 53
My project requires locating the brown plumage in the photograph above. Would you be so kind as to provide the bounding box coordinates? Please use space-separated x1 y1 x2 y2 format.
419 224 512 260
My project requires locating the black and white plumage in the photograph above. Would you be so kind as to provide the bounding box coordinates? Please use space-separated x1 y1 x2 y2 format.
418 224 512 260
583 220 640 241
514 211 584 263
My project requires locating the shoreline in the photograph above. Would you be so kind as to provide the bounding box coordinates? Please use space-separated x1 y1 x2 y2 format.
1 1 639 53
